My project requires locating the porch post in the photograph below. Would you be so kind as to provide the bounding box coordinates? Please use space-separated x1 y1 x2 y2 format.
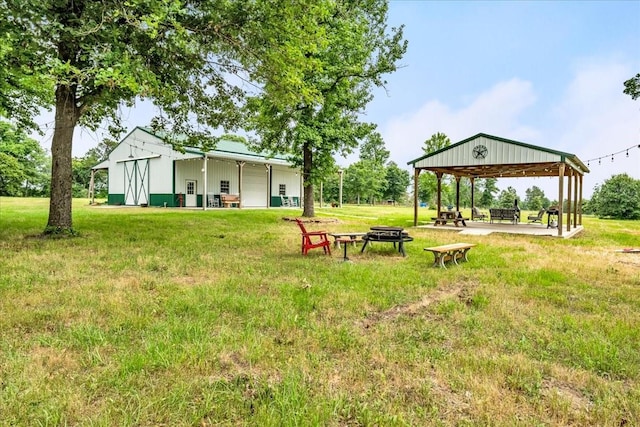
236 161 245 209
89 169 95 205
557 163 565 237
203 155 207 210
265 164 271 208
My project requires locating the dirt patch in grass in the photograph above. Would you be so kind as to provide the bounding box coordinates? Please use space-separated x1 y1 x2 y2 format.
541 377 593 412
360 281 478 329
282 217 339 223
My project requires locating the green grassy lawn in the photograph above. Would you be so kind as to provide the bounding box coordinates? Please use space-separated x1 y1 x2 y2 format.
1 197 639 426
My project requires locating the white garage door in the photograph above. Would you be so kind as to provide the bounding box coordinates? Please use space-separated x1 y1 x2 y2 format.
242 166 268 207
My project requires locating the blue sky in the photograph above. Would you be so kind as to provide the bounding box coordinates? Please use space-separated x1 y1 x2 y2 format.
62 0 639 199
365 0 640 199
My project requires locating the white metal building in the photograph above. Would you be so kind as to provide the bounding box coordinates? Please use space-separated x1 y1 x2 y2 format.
92 127 301 208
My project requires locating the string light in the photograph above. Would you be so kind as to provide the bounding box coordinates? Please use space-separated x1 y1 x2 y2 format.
583 143 640 167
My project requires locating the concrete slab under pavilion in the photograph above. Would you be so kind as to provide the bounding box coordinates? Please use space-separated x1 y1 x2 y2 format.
408 133 590 237
415 220 584 239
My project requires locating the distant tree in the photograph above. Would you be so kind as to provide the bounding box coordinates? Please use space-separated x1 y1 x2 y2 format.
457 178 472 208
71 150 108 198
0 121 50 196
478 178 498 207
316 169 340 206
422 132 450 154
383 161 410 203
418 132 452 207
417 172 437 206
343 160 386 204
581 197 594 215
247 2 407 217
497 186 519 208
590 174 640 219
360 132 390 165
623 73 640 100
524 185 550 210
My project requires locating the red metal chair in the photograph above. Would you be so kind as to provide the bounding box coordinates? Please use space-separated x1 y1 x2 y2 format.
295 218 331 256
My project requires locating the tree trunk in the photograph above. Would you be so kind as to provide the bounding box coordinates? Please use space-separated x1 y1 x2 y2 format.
302 141 315 217
46 85 78 233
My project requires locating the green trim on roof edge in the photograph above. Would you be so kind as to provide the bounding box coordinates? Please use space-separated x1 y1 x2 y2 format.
139 126 290 162
407 132 588 172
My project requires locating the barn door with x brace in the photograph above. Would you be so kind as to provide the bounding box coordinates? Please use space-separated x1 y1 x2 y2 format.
124 159 150 205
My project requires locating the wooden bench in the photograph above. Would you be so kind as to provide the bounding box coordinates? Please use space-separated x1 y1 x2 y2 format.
423 243 476 268
220 194 240 208
329 232 367 248
489 208 518 223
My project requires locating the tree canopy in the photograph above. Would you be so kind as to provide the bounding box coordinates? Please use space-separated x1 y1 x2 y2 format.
3 0 378 232
623 73 640 100
245 1 407 216
0 120 49 196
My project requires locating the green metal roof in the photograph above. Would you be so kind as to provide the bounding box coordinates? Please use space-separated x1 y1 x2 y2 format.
407 132 589 174
139 126 291 162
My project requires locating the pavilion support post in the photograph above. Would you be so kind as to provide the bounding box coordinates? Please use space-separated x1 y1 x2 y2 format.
573 172 579 228
413 168 420 226
470 177 475 213
558 164 565 237
566 168 573 232
455 176 461 211
436 172 443 218
578 174 583 225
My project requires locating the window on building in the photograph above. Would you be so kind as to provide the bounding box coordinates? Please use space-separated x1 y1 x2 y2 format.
220 180 230 194
279 184 286 195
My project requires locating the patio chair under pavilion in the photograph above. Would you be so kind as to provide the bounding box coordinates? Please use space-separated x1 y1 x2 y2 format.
407 133 590 237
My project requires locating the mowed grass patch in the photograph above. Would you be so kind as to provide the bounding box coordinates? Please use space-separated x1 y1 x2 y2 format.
1 197 639 425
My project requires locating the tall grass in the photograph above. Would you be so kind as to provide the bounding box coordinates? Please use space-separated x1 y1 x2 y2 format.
1 197 639 426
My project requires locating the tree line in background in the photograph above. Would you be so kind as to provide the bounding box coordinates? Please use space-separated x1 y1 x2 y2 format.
1 0 408 233
1 0 637 233
3 120 639 220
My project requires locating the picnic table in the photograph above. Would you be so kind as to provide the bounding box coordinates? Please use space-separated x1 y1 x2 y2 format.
423 243 476 268
360 226 413 257
432 211 468 227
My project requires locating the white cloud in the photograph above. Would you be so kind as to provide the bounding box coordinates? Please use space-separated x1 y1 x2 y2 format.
547 60 640 195
381 78 539 167
377 62 639 200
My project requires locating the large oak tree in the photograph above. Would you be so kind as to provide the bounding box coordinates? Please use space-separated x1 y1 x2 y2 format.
1 0 327 233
